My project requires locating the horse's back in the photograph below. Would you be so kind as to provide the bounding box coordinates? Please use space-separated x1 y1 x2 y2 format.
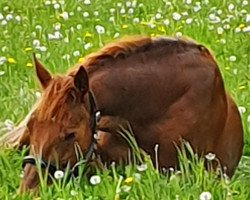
88 37 243 176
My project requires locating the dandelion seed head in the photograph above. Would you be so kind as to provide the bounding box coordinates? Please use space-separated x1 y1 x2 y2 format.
172 12 181 21
229 55 236 62
136 163 147 171
90 175 101 185
205 152 216 161
199 191 212 200
238 106 246 114
54 170 64 179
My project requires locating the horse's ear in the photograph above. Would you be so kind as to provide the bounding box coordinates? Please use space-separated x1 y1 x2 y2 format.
33 54 52 89
74 66 89 93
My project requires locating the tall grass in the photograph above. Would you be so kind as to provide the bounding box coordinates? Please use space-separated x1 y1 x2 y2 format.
0 0 249 199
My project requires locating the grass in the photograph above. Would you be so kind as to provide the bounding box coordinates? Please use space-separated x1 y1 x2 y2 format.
0 0 249 199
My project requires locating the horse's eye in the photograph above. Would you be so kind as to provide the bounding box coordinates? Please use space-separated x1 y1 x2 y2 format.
65 132 75 141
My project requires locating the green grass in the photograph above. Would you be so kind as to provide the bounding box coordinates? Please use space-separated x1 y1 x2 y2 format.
0 0 249 199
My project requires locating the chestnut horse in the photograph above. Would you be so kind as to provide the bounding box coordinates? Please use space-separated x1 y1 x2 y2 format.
2 36 243 191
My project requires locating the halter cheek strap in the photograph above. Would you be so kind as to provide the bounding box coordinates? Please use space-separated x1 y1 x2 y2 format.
22 91 100 178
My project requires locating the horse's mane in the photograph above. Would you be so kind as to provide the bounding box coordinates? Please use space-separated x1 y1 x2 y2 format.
68 36 211 76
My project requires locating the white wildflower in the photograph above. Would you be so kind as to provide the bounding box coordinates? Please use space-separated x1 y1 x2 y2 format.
126 1 132 7
120 8 126 14
0 71 5 76
193 4 201 12
44 0 51 5
199 191 212 200
15 16 21 22
121 185 131 192
54 170 64 179
217 27 224 34
163 19 170 26
84 43 92 50
229 55 236 62
219 38 226 44
77 6 82 11
53 3 60 10
95 25 105 34
136 163 147 172
60 11 69 20
93 11 99 16
172 12 181 21
70 190 78 196
186 0 192 4
205 152 216 161
228 3 234 11
246 14 250 23
89 175 101 185
117 2 122 7
176 32 182 38
223 24 230 30
76 24 82 30
110 8 116 14
1 20 7 26
186 18 193 24
238 106 246 114
217 9 222 15
38 46 47 52
33 39 40 47
243 26 250 32
242 0 248 6
62 54 70 60
182 11 188 16
6 14 13 21
83 12 89 18
35 91 42 99
54 23 61 30
235 27 241 33
73 50 80 57
155 13 162 20
84 0 91 5
133 17 139 24
0 56 7 65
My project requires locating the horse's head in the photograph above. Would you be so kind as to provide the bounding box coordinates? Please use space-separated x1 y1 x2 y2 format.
19 57 96 192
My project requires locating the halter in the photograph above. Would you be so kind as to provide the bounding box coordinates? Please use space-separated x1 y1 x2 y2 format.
22 91 99 178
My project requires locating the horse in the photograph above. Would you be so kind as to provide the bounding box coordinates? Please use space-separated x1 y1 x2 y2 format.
1 36 243 192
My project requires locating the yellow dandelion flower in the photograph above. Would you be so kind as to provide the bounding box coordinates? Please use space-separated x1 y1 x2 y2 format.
239 85 245 90
158 25 166 33
85 32 93 38
24 47 32 52
124 177 133 185
26 62 33 67
78 57 85 63
122 24 128 29
239 24 245 29
7 58 16 64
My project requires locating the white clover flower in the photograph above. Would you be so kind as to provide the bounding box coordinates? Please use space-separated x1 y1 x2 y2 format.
120 8 126 14
155 13 162 20
83 12 89 18
53 3 60 10
110 8 116 14
186 0 192 4
39 46 47 52
136 163 147 172
172 12 181 21
199 191 212 200
84 0 91 5
246 14 250 23
84 43 92 50
126 1 132 7
0 13 4 20
186 18 193 24
0 56 7 65
76 24 82 30
35 91 42 99
193 4 201 12
44 0 51 5
235 27 241 33
133 17 139 24
113 32 120 38
208 13 221 24
247 115 250 123
73 50 80 57
134 173 141 182
54 23 61 30
128 8 134 14
238 106 246 114
1 19 7 26
90 175 101 185
60 11 69 20
95 25 105 34
15 16 21 22
217 9 222 15
121 185 131 192
242 0 248 6
6 14 13 21
205 152 216 161
176 32 182 38
243 26 250 33
163 19 170 26
0 71 5 76
62 54 70 60
54 170 64 179
217 27 224 34
117 2 122 7
93 11 99 16
219 38 226 44
70 190 78 196
228 3 234 11
229 55 236 62
33 39 40 47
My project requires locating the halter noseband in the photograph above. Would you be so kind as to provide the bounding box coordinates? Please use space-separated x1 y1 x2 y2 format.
22 91 99 178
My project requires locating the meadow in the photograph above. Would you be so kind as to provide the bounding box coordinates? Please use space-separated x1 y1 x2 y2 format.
0 0 249 199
